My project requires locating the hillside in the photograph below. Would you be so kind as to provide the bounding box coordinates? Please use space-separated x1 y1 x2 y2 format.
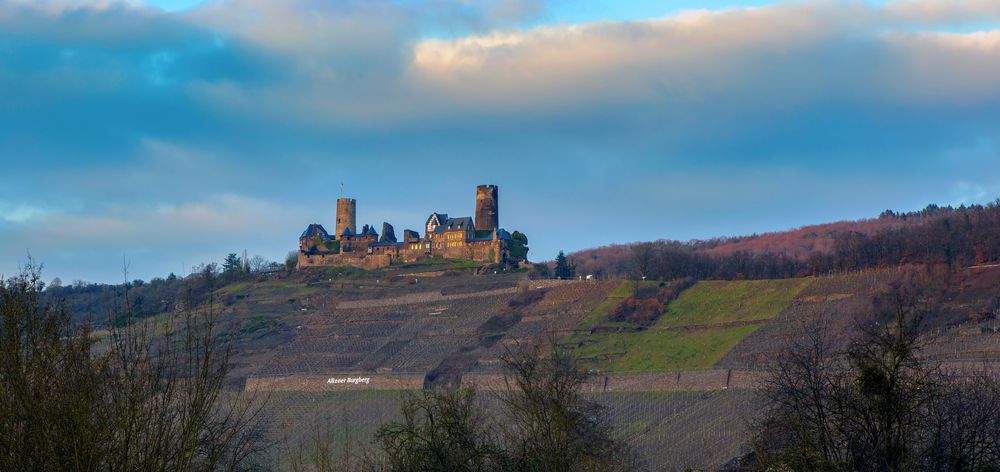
96 261 996 470
559 278 811 372
568 201 1000 280
45 232 1000 470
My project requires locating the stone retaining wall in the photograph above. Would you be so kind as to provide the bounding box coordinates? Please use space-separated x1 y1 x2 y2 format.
337 286 519 309
461 370 768 392
299 252 391 270
249 365 995 393
245 373 425 392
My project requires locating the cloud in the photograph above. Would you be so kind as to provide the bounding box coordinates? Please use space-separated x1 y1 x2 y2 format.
2 0 1000 281
408 2 1000 110
880 30 1000 103
0 193 312 281
0 203 50 223
885 0 1000 24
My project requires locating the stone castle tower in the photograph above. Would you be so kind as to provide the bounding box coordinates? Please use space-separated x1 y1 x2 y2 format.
336 198 357 239
475 185 498 232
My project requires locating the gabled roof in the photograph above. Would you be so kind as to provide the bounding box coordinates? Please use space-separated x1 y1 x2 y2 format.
434 216 475 233
470 228 512 241
425 212 448 226
340 227 354 237
300 224 330 239
360 224 379 238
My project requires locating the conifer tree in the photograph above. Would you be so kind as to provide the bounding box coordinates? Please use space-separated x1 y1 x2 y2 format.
554 251 574 279
223 253 241 273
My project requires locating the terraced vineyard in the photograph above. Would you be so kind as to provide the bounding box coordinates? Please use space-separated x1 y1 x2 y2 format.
211 265 1000 470
716 268 904 370
261 389 760 471
562 278 811 372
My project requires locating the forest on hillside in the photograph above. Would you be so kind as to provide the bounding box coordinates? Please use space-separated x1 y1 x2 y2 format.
568 201 1000 280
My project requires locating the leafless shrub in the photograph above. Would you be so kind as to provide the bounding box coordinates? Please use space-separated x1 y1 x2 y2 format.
752 281 1000 472
360 346 641 472
0 260 268 471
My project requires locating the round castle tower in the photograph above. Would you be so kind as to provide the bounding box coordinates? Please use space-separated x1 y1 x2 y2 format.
475 185 498 232
335 198 357 239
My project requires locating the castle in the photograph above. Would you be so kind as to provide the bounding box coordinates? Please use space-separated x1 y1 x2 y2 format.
297 185 523 270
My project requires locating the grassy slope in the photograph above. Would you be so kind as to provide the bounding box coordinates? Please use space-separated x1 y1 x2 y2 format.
658 279 813 328
576 281 661 329
566 278 812 372
572 325 760 371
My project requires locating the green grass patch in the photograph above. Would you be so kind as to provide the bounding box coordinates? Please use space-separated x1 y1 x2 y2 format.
564 278 812 373
239 315 283 339
570 323 760 372
576 281 663 329
656 278 812 328
217 281 252 294
304 265 378 281
221 279 324 299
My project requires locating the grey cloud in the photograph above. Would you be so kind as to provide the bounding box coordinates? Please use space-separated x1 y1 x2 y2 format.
2 0 1000 281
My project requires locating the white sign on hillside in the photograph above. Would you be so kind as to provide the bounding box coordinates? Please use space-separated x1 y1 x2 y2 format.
326 377 371 385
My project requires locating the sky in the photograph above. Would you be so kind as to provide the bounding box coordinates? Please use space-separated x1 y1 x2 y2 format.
2 0 1000 283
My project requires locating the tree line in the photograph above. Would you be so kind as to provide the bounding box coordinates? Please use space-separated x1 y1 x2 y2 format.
43 252 290 327
568 200 1000 281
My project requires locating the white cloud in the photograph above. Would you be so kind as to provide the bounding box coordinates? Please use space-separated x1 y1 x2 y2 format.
881 29 1000 103
406 2 1000 113
885 0 1000 24
0 203 50 223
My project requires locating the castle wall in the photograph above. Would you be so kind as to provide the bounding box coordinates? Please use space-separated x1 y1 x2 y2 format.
339 234 376 253
399 241 431 262
436 239 503 263
298 252 391 270
299 239 501 270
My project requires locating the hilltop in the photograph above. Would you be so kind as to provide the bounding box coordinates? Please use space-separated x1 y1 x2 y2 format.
45 257 999 469
39 199 1000 470
568 201 1000 279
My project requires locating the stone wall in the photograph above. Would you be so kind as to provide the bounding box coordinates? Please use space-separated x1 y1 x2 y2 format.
246 370 769 393
436 239 502 263
298 252 391 270
297 227 503 270
245 373 425 392
337 286 520 309
461 370 766 392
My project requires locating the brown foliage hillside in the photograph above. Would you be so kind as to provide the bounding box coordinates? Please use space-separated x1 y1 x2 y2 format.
568 202 1000 280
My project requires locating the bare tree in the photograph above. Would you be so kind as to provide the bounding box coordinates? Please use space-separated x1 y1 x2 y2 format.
924 369 1000 471
496 346 638 472
0 260 268 471
362 346 640 472
752 281 1000 472
364 389 497 472
248 255 270 274
284 407 362 472
630 243 655 282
